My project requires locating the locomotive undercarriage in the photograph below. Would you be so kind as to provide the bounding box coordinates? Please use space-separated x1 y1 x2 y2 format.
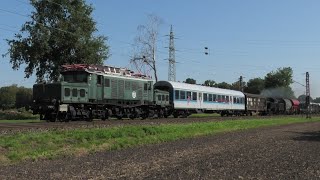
38 103 172 122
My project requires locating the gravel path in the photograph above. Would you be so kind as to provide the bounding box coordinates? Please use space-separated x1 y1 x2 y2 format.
1 122 320 179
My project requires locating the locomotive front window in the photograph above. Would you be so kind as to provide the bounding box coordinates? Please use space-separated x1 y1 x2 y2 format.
65 88 70 96
80 89 85 97
63 72 88 83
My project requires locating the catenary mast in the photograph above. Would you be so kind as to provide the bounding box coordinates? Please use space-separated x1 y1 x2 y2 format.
168 25 176 81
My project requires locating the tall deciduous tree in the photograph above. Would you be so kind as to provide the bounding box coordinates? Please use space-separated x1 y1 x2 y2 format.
203 80 216 87
263 67 295 98
216 82 232 89
185 78 196 84
4 0 109 82
244 78 265 94
264 67 293 88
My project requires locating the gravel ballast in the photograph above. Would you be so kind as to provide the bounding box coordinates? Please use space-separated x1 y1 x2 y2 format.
1 121 320 179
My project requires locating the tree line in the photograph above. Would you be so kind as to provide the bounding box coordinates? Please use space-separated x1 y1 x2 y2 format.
184 67 319 101
0 85 32 110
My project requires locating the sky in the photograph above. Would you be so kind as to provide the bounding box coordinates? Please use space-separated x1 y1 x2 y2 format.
1 0 320 97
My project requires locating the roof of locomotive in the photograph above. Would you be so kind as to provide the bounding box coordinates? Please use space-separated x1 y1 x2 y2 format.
61 64 153 81
154 81 245 96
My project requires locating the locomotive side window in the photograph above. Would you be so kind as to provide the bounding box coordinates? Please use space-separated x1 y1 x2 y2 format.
175 90 179 100
65 88 70 96
105 78 110 87
97 75 102 85
192 92 197 100
80 89 85 97
144 83 148 91
72 89 77 97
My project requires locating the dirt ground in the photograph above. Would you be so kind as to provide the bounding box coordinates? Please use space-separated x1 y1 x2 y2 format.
1 122 320 179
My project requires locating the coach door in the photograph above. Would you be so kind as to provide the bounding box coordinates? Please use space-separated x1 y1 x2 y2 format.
143 81 152 100
96 75 103 101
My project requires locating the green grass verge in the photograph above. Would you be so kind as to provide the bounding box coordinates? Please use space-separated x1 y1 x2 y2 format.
0 117 319 164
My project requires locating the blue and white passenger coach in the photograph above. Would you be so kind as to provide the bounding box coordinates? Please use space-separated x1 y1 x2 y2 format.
154 81 245 117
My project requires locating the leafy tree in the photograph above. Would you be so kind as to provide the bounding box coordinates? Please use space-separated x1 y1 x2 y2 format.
244 78 265 94
313 97 320 103
216 82 232 89
203 80 216 87
230 81 246 91
264 67 293 88
15 87 33 110
185 78 196 84
4 0 109 82
0 85 19 110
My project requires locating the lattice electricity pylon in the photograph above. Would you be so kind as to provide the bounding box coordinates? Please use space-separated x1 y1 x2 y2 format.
168 25 176 81
306 72 311 118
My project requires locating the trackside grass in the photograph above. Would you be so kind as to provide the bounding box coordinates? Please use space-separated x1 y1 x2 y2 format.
0 117 319 164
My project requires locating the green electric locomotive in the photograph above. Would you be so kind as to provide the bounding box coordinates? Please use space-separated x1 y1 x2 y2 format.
32 64 171 121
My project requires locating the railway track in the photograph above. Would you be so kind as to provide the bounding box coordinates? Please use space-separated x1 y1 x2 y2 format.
0 114 315 135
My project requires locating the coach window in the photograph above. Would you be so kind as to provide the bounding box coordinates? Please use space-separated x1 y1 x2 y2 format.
80 89 85 97
72 88 77 97
203 93 208 101
217 95 221 102
162 95 165 101
192 92 197 100
65 88 70 96
187 91 191 100
209 94 213 101
175 90 179 100
180 91 186 99
144 83 148 91
166 95 169 101
213 94 216 101
158 95 161 101
221 95 225 102
105 78 110 87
